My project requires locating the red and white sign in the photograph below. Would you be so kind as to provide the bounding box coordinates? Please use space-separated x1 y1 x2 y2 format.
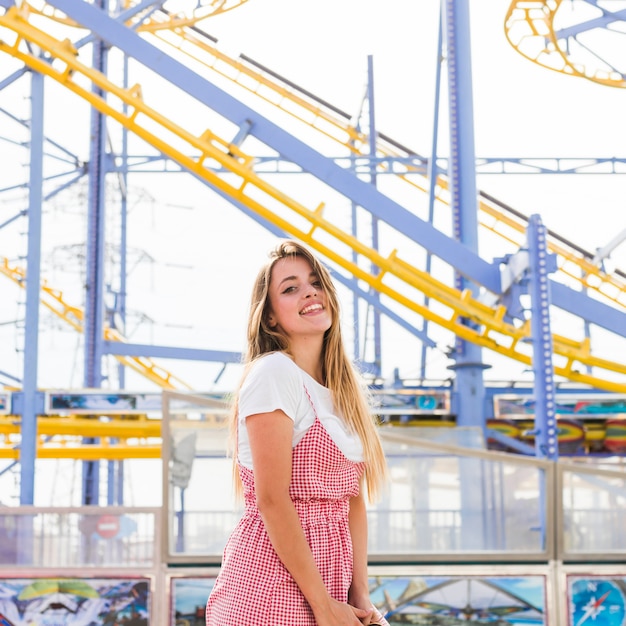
96 515 120 539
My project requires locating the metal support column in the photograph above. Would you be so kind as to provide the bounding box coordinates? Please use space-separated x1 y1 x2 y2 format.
527 214 558 461
366 55 382 379
421 0 445 381
107 52 132 506
82 2 109 505
19 70 45 506
444 0 489 426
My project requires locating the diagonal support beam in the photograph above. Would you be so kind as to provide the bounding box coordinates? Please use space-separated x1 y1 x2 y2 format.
36 1 626 341
44 0 501 294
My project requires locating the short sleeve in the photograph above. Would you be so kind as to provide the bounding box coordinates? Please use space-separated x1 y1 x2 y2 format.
238 352 303 424
237 353 309 469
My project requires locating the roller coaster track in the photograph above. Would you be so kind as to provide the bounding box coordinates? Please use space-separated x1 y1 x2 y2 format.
0 413 162 459
27 0 626 312
0 8 626 392
133 9 626 311
2 5 625 394
0 256 193 390
505 0 626 89
30 0 250 31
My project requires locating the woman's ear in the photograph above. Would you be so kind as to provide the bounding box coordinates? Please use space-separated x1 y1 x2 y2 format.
267 313 276 328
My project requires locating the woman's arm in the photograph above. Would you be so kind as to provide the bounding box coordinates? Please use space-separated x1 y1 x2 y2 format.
348 482 389 626
247 409 371 626
348 485 371 610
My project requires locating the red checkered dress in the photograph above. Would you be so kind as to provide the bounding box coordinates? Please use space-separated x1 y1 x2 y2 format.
205 394 365 625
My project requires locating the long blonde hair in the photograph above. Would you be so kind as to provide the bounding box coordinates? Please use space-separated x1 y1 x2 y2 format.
231 240 388 501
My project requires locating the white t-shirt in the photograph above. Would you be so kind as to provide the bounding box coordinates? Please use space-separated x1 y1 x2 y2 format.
237 351 364 469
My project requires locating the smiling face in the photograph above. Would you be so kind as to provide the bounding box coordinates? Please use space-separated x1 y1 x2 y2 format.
266 255 332 342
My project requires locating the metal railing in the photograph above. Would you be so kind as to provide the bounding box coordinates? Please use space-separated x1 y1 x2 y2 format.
0 506 159 568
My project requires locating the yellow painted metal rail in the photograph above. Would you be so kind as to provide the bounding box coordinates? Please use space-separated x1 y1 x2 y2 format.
31 0 250 31
0 256 193 390
140 10 626 312
1 6 624 392
0 414 162 459
505 0 626 89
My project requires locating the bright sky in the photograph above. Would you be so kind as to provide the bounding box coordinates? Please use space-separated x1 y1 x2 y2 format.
1 0 626 396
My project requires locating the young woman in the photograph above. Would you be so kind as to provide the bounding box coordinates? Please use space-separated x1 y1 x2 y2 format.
205 240 389 626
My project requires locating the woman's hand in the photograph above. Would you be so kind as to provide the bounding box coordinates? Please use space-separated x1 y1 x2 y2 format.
312 597 372 626
347 590 388 625
367 605 390 625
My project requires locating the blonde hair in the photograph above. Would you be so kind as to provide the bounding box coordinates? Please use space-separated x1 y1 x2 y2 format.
230 239 388 501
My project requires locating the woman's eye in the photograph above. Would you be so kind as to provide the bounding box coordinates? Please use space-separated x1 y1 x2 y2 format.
282 286 296 294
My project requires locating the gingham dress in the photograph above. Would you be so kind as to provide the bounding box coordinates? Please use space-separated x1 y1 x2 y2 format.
205 388 365 625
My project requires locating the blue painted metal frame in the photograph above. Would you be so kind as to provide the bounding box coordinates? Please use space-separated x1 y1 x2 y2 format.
101 153 626 176
19 70 45 507
527 215 559 461
445 0 488 427
555 7 626 41
82 15 109 506
421 0 445 381
366 55 382 378
526 214 557 552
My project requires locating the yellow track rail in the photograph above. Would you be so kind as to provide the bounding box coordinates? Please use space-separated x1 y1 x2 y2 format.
0 256 193 390
505 0 626 89
29 0 250 32
141 12 626 312
0 414 161 459
1 6 625 392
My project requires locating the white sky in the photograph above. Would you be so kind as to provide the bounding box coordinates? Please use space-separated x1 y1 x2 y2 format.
1 0 626 395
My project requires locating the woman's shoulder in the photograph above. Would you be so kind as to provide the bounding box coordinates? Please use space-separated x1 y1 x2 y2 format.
246 351 301 382
239 352 304 417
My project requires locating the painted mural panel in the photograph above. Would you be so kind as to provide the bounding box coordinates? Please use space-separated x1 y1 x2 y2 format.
167 572 548 625
369 573 547 624
0 577 150 626
170 577 215 626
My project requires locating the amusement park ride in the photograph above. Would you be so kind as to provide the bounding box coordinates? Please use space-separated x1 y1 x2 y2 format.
1 3 626 624
0 0 626 499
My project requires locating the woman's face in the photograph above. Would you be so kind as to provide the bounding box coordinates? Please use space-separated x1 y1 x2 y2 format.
267 255 332 341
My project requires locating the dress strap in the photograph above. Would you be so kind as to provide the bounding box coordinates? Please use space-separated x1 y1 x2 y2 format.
302 383 319 420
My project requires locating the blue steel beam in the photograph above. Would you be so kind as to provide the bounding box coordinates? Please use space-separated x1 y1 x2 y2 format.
44 0 501 294
421 0 445 381
527 215 558 461
113 155 626 176
554 8 626 40
82 6 109 506
475 157 626 175
486 429 536 456
550 282 626 337
0 105 84 165
103 342 242 363
20 70 45 506
366 55 382 378
445 0 488 428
